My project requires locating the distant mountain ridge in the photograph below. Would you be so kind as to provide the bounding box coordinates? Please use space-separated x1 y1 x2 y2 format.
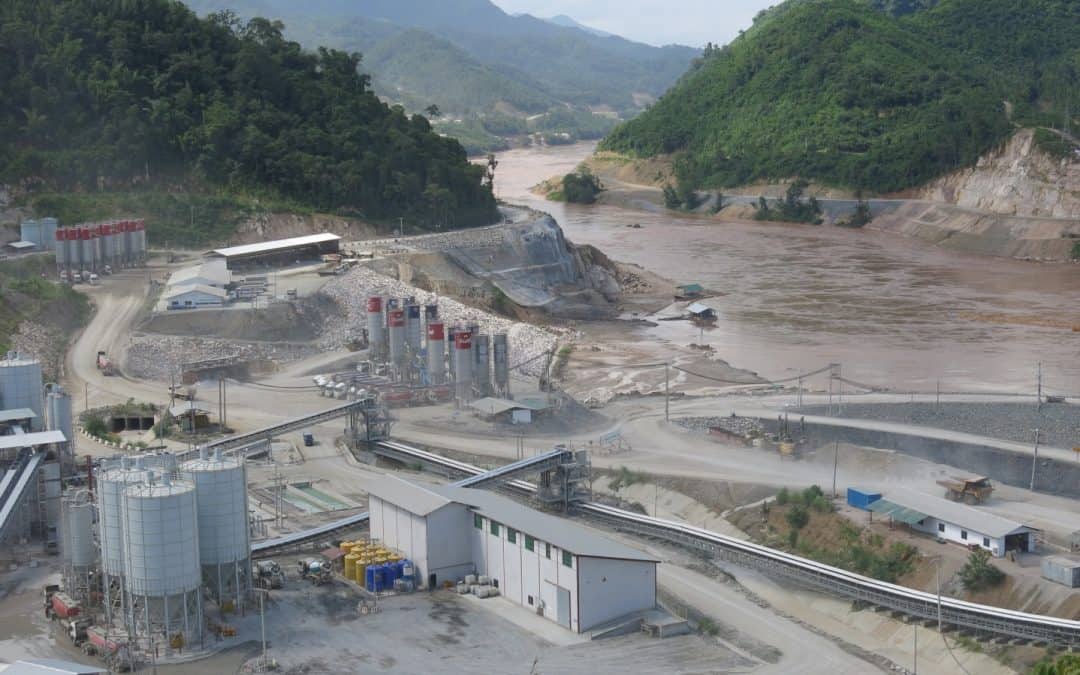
187 0 697 115
601 0 1080 194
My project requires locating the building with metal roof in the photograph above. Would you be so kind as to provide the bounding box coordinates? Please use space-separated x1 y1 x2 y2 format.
686 302 716 319
164 284 227 310
366 475 658 632
0 658 107 674
870 488 1036 557
168 260 230 289
206 233 341 269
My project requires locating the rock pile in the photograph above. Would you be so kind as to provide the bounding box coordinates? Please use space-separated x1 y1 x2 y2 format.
318 266 559 376
675 416 763 436
125 336 316 381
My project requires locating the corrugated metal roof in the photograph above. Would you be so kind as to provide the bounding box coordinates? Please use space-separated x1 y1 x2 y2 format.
468 397 550 415
209 233 340 258
169 260 230 287
676 283 703 292
164 284 228 300
428 483 658 563
883 488 1035 538
0 408 37 423
0 430 66 450
2 658 107 674
686 302 715 315
7 241 36 250
868 499 928 525
364 475 455 516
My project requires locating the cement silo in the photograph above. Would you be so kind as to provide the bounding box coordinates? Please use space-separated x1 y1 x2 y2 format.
122 221 134 266
40 217 57 251
426 321 446 385
492 333 510 397
424 303 439 325
405 302 422 355
454 327 473 404
54 229 67 273
388 309 406 371
45 384 73 454
135 219 147 263
181 448 250 609
59 490 96 603
474 333 491 398
0 353 44 430
122 474 202 641
366 296 385 362
20 219 40 249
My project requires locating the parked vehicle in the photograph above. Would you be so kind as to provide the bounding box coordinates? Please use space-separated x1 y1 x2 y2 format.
938 475 994 504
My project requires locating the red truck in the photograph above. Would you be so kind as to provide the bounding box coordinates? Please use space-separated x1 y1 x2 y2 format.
43 585 81 620
96 350 117 376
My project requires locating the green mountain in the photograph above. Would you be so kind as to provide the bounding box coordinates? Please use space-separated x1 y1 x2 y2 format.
186 0 698 115
0 0 496 237
601 0 1080 193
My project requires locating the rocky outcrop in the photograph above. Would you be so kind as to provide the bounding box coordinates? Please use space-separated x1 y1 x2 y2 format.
231 211 378 244
918 129 1080 219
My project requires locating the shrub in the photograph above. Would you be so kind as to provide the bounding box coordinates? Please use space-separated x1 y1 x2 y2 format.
958 549 1005 592
561 169 603 204
787 529 799 548
785 504 809 530
775 488 790 506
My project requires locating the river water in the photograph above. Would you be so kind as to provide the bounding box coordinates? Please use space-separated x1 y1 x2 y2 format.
493 142 1080 395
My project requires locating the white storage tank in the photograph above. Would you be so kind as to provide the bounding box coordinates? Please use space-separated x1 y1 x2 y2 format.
40 217 58 251
454 327 473 403
182 448 251 607
474 333 491 398
492 333 509 396
366 296 385 362
45 384 73 453
60 490 96 568
405 302 422 354
0 353 44 430
54 228 67 270
122 474 202 639
388 308 406 370
426 321 446 385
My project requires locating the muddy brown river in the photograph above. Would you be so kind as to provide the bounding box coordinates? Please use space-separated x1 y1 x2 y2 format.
494 142 1080 394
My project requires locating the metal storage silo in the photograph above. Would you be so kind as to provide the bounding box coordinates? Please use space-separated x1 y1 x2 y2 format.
59 489 97 604
181 448 251 609
54 229 66 272
0 353 44 430
446 325 457 381
492 333 510 397
474 333 491 398
96 455 157 624
122 221 134 266
20 219 40 249
136 219 147 262
122 474 202 640
426 322 446 385
45 384 73 454
405 302 422 355
388 309 406 371
454 327 473 404
80 228 92 271
40 217 57 251
366 297 385 362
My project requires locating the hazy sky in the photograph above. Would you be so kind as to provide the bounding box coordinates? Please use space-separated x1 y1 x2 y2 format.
492 0 777 47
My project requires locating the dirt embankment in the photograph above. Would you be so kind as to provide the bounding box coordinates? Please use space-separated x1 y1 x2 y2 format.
135 295 338 343
229 211 379 245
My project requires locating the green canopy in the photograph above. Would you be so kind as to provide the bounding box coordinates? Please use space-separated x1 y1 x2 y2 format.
868 499 928 525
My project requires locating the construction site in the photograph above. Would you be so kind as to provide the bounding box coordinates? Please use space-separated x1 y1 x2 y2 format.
2 191 1080 674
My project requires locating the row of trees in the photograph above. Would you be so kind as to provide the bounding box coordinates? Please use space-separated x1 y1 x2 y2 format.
0 1 497 230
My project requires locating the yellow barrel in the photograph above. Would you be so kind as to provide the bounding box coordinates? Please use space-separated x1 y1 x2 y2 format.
388 555 402 562
356 562 367 585
779 441 795 456
339 540 353 553
344 553 359 580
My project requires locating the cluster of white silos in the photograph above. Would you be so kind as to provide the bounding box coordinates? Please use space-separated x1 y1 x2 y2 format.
19 217 58 250
92 448 249 642
363 296 511 405
54 219 147 278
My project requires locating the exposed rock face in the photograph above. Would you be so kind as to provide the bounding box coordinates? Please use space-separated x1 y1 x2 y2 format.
231 212 378 244
919 129 1080 219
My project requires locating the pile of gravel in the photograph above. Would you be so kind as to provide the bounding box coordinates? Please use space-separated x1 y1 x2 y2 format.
125 336 317 381
675 415 763 436
798 402 1080 448
317 266 560 376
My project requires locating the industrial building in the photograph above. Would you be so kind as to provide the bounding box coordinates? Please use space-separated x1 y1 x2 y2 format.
366 475 658 633
206 233 341 269
54 220 147 280
164 284 227 310
865 488 1037 557
167 260 230 289
468 397 551 425
0 355 73 552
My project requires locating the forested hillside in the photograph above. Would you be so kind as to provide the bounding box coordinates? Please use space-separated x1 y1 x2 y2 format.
601 0 1080 193
0 0 497 236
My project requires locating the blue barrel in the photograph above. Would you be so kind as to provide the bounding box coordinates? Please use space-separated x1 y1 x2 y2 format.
373 566 385 592
365 566 376 592
401 560 414 579
394 560 406 581
382 562 396 587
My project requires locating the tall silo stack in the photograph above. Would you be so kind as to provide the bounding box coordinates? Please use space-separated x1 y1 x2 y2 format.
45 383 74 454
20 219 40 249
446 325 457 381
0 353 44 430
59 490 96 603
182 448 251 609
474 333 491 398
135 219 147 262
96 456 152 625
388 308 406 372
121 473 202 640
426 321 446 385
405 302 422 356
40 217 57 251
492 333 510 397
454 327 473 404
54 229 67 273
366 297 385 362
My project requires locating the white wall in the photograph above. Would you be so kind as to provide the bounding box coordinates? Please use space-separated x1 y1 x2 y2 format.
911 518 1006 557
369 497 472 587
577 557 656 631
167 291 223 308
472 515 580 632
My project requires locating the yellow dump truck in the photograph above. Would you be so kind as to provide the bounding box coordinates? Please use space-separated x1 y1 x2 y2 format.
937 476 994 504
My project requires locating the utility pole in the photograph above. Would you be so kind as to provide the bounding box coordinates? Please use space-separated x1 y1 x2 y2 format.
664 362 670 422
936 379 941 408
1030 428 1041 492
913 622 917 675
1036 361 1042 411
84 382 89 412
832 441 840 498
257 589 268 670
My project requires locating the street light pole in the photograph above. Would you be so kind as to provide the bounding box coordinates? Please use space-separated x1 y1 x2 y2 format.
664 362 670 422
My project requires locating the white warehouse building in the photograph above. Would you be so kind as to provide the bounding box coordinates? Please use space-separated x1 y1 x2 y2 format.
869 488 1038 557
164 284 227 310
366 476 658 633
168 260 230 289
